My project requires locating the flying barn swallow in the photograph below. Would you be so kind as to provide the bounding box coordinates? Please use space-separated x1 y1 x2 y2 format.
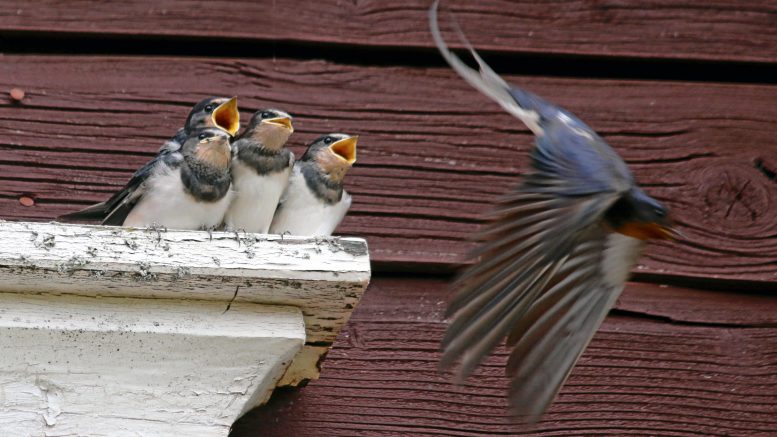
269 134 357 236
61 129 234 229
60 97 240 228
224 109 295 233
430 1 675 421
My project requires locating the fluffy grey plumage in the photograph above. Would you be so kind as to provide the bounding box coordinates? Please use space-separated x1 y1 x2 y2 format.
269 133 357 236
224 109 295 233
60 129 233 229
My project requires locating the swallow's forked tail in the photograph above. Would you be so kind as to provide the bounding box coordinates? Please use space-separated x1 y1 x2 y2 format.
428 0 545 136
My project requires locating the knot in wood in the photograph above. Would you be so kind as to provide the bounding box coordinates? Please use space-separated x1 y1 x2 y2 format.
697 162 773 236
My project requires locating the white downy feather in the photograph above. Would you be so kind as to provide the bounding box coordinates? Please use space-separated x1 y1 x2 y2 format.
123 163 233 230
224 160 292 233
269 167 351 236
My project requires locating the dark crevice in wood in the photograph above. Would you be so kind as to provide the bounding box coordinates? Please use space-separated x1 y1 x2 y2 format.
366 270 777 312
369 263 777 295
610 308 777 329
625 152 716 165
0 144 155 159
754 158 777 182
347 210 481 225
3 30 777 85
370 259 460 276
630 272 777 294
304 341 333 348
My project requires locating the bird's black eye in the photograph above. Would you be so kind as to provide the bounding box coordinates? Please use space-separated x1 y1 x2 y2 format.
323 137 333 144
204 105 214 113
654 207 666 218
261 111 272 119
198 133 208 140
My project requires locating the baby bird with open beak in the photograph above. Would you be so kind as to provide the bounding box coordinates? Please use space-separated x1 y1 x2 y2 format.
163 96 240 152
60 97 240 228
269 133 357 236
224 109 295 233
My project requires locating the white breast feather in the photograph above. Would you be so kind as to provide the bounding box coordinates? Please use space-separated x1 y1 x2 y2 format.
601 233 645 289
123 164 233 230
269 167 351 236
224 160 291 233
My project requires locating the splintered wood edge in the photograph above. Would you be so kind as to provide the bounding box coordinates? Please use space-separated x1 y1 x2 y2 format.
277 345 331 387
0 220 372 344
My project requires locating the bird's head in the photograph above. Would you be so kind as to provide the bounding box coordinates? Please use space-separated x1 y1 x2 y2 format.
183 128 233 170
301 133 358 182
241 109 294 151
185 96 240 137
605 188 676 240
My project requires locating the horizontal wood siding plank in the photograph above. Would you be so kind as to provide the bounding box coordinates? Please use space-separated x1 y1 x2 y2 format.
1 56 776 281
231 277 777 436
2 1 777 63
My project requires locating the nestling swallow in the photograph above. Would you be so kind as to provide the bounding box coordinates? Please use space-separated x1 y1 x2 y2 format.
430 1 676 421
224 109 295 233
61 128 234 230
162 96 240 152
269 134 357 236
61 97 240 225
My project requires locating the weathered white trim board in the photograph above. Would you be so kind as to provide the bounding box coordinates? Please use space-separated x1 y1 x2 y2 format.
0 220 371 435
0 294 304 436
0 221 370 343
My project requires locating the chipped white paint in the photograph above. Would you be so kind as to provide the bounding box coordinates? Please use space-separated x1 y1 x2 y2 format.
0 293 304 436
0 220 371 343
0 220 371 435
277 345 331 387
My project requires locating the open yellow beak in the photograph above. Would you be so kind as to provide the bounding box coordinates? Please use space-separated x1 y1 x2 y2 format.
212 96 240 136
263 116 294 133
330 136 358 165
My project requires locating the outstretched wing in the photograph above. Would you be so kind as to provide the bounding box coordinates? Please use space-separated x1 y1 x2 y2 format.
504 230 643 420
59 147 182 225
440 185 619 374
440 172 643 421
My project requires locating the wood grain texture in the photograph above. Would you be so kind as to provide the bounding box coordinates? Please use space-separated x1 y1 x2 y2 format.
231 277 777 437
1 56 776 282
2 1 777 64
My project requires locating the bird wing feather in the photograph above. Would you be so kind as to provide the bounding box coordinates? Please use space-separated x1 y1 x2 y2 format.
59 146 183 225
504 231 643 420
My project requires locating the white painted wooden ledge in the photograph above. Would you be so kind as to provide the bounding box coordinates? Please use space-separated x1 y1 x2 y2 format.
0 220 371 436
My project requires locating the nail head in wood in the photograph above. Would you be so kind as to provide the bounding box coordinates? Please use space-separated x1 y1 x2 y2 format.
9 87 25 102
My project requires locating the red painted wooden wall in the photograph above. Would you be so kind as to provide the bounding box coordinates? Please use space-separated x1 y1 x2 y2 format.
1 1 776 435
